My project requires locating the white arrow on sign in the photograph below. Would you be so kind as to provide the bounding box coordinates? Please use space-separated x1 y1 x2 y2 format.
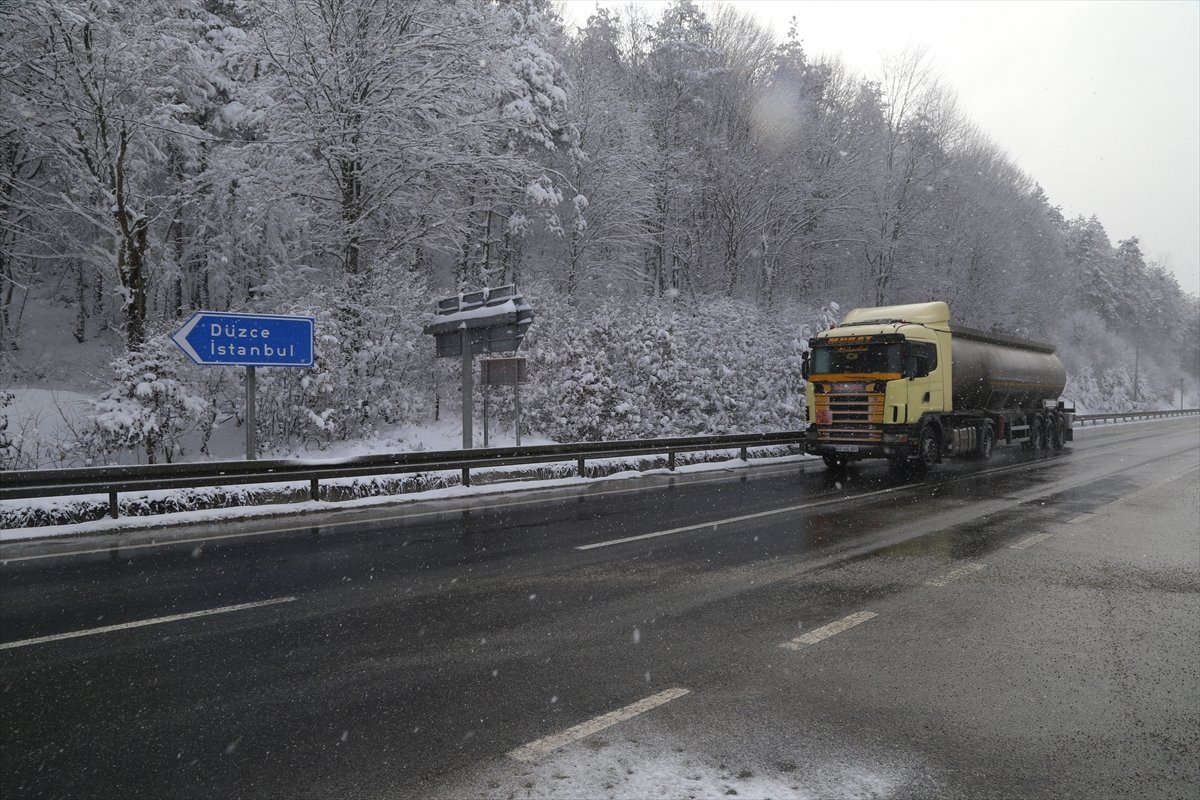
170 313 204 364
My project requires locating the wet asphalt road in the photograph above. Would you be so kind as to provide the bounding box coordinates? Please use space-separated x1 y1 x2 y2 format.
1 418 1197 799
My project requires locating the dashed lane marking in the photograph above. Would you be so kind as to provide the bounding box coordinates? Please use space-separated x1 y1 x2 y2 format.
1010 532 1053 550
0 596 297 651
1067 513 1095 524
925 562 985 587
779 611 877 651
506 687 690 763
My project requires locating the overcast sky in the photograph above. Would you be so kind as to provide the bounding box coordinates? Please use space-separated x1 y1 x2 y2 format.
559 0 1200 296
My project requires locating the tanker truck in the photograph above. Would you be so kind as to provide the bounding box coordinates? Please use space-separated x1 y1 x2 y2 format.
801 301 1074 470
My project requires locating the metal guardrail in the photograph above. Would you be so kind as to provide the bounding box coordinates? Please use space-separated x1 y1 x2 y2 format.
0 431 810 518
2 410 1194 520
1074 408 1199 425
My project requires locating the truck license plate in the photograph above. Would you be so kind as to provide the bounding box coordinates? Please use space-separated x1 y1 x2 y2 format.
833 445 859 453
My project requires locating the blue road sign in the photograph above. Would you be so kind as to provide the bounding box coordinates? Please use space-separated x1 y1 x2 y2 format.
171 311 314 367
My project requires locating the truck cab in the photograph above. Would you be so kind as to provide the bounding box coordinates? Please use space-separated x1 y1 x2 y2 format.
803 303 952 467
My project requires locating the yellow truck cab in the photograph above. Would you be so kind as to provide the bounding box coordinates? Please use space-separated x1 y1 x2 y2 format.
802 301 1073 471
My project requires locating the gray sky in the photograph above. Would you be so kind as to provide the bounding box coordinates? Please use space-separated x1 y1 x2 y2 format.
560 0 1200 296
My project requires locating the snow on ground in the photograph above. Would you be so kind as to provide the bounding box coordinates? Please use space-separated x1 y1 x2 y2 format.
2 381 553 468
271 420 557 461
2 387 95 468
425 725 912 800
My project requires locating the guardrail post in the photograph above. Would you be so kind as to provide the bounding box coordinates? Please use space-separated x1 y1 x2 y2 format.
577 457 586 478
310 478 319 502
108 492 119 519
740 445 749 461
668 451 676 471
462 467 470 487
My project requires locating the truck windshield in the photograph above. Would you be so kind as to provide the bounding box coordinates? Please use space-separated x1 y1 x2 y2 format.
811 343 902 375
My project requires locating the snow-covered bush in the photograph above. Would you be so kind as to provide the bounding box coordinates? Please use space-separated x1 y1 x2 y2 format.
81 334 211 464
516 286 822 442
252 268 434 451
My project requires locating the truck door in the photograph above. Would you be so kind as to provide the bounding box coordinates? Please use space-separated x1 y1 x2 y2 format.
907 340 944 421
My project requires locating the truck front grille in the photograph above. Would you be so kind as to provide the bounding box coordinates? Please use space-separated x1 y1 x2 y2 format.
814 388 885 426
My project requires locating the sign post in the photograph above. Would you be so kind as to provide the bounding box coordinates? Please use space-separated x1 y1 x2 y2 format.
246 365 256 460
462 329 473 450
172 311 315 460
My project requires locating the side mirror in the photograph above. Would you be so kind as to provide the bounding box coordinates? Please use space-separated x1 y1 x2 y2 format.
801 351 810 381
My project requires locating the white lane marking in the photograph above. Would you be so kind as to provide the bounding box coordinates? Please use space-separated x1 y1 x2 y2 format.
780 611 877 651
1010 532 1053 550
1067 513 1094 524
507 687 690 763
0 596 296 651
925 562 985 587
0 462 816 563
578 485 929 550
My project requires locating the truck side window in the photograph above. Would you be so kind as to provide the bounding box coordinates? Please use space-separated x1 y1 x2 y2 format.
912 342 937 371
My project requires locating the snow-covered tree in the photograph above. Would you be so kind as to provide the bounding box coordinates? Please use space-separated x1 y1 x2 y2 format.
0 390 16 469
0 0 240 348
552 6 655 301
83 334 211 463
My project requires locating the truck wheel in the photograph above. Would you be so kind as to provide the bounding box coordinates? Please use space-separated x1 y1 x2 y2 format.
1040 416 1054 450
822 454 848 470
977 423 994 460
913 424 940 470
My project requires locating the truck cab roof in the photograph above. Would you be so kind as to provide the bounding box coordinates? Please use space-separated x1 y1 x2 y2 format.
840 301 950 327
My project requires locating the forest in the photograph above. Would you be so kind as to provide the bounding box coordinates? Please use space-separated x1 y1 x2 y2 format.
1 0 1197 468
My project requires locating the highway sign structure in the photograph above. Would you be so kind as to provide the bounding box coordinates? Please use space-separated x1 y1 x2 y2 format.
171 311 315 461
423 285 534 456
423 285 533 358
171 311 315 368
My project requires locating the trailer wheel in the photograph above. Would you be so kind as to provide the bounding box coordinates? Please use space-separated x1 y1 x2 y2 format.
977 423 994 460
1030 415 1046 450
1051 413 1066 450
913 424 940 470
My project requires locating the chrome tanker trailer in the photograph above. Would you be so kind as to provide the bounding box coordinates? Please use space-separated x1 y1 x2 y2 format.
801 301 1074 470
